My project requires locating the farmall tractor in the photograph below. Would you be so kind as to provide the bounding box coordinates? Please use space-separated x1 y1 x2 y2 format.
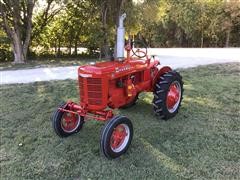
51 14 183 159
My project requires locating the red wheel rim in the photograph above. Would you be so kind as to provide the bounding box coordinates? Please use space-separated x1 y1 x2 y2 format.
166 81 181 113
61 112 80 133
110 124 130 152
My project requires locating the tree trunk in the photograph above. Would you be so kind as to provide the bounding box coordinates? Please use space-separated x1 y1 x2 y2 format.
54 41 57 54
0 0 34 64
68 40 72 55
179 28 184 47
101 2 110 58
12 36 25 64
225 30 230 47
200 31 204 48
9 30 25 64
57 39 61 56
74 40 78 56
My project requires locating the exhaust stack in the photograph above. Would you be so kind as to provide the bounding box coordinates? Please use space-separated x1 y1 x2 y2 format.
116 13 126 61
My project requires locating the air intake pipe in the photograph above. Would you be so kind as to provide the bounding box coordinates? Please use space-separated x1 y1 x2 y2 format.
116 13 126 61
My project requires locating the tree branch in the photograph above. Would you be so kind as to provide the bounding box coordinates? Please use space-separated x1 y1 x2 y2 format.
0 1 14 40
23 0 35 57
31 0 61 39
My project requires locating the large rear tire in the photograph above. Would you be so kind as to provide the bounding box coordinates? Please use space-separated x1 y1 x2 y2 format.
100 116 133 159
51 102 84 137
153 71 183 120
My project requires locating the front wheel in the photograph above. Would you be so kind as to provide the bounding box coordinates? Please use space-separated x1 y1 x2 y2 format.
52 102 84 137
153 71 183 120
100 116 133 159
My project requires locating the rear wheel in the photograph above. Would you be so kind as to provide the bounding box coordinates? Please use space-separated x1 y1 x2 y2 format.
153 71 183 120
52 102 84 137
100 116 133 159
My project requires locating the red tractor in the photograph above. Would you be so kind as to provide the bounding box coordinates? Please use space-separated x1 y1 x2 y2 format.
51 14 183 159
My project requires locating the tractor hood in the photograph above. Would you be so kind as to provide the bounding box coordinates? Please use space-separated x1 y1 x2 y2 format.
78 59 150 78
78 61 116 76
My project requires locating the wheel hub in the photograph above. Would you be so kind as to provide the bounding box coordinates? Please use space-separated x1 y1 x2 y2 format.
61 112 80 133
167 82 181 112
110 124 128 151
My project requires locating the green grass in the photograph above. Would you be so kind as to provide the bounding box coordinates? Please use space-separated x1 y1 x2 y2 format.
0 63 240 179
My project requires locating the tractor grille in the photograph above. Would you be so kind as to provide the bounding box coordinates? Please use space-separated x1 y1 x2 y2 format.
79 77 84 98
79 77 102 105
87 78 102 105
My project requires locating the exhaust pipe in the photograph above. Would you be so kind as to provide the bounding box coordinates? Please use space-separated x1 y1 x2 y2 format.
116 13 126 61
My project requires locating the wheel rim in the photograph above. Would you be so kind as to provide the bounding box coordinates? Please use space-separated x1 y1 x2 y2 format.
61 112 81 133
166 81 181 113
110 124 130 153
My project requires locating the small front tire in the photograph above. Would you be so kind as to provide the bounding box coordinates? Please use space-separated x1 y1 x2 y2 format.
52 102 84 137
100 116 133 159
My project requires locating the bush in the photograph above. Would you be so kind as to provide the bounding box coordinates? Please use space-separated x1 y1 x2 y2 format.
0 48 13 62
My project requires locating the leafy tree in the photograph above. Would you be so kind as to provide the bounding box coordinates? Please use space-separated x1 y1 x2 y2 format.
136 0 240 47
0 0 35 63
222 0 240 47
32 0 62 41
32 0 101 57
1 0 240 63
0 0 65 63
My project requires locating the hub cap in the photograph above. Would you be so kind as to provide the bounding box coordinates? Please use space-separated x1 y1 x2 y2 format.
61 112 81 133
166 81 181 113
110 124 130 153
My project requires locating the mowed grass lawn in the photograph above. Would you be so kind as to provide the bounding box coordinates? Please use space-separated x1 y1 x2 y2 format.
0 63 239 179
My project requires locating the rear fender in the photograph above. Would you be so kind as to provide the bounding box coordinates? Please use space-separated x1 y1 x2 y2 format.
152 65 172 88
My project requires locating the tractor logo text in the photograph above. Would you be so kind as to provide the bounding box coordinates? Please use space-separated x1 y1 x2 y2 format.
115 65 131 73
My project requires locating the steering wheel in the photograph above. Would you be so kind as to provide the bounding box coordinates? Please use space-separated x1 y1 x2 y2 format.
131 40 148 58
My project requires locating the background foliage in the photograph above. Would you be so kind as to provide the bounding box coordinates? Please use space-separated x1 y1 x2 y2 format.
0 0 240 62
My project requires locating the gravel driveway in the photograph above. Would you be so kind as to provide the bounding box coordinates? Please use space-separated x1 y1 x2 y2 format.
1 48 239 85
